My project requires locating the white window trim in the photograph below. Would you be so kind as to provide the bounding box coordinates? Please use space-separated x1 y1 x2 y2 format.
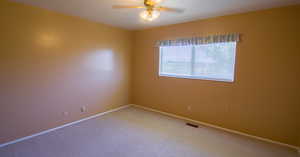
159 73 234 82
158 43 237 83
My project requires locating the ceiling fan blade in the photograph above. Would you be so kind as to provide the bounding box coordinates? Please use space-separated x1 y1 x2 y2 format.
112 5 146 9
155 7 184 13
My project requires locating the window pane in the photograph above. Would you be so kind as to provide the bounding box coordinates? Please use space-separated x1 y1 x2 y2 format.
160 46 192 75
194 42 236 81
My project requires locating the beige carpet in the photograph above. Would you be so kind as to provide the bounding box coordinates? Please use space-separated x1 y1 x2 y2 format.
0 107 298 157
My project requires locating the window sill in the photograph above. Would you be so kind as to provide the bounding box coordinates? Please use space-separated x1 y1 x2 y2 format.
159 73 234 83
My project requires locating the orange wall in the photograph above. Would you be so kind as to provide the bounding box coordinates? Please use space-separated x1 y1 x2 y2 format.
132 5 300 147
0 0 132 144
1 0 299 148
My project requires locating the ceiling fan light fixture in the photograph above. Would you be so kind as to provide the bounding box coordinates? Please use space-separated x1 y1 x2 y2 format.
113 0 183 22
140 10 160 21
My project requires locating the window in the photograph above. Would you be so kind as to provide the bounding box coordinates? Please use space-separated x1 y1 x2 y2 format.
159 42 237 82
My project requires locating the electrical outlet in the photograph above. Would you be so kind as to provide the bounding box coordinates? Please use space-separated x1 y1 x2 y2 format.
63 111 69 116
187 105 192 111
81 106 87 112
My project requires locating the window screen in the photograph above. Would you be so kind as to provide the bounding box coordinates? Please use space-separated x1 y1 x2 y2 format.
159 42 237 82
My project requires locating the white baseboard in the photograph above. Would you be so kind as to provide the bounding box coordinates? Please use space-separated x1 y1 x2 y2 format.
0 105 131 148
132 104 300 151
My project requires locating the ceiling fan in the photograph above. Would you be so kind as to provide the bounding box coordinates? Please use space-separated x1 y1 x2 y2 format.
112 0 184 21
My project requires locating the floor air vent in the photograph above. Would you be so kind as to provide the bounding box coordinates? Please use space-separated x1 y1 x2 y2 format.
186 123 199 128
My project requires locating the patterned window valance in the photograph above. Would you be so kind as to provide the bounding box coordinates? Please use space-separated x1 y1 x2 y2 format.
156 33 240 47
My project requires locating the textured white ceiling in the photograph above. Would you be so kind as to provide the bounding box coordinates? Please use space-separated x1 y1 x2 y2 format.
10 0 300 30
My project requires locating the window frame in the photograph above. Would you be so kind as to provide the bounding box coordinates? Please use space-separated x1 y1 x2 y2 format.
158 43 237 82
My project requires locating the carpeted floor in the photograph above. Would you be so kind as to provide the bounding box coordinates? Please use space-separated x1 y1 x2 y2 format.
0 106 298 157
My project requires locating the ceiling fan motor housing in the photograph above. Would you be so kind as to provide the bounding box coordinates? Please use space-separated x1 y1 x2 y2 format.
144 0 155 11
146 0 157 6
